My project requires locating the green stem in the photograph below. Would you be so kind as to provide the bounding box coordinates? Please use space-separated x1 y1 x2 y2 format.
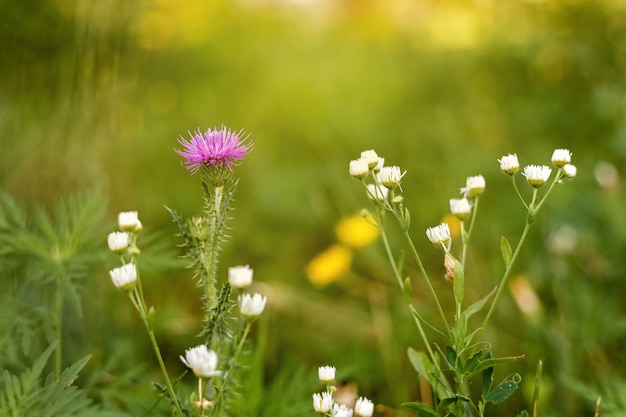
212 321 252 417
54 279 63 380
379 218 438 363
205 185 224 312
130 280 184 417
394 213 450 332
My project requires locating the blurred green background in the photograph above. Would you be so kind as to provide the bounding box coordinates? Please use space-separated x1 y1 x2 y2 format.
2 0 626 415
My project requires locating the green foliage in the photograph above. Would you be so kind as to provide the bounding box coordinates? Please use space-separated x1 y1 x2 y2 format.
0 342 128 417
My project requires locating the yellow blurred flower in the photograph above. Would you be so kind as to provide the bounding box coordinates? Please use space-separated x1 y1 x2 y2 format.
306 245 353 288
442 214 461 239
335 214 379 248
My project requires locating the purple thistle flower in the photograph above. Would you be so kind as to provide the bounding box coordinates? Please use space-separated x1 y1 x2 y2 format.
175 126 252 174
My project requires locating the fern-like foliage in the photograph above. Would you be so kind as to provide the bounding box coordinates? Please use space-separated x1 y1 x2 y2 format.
0 188 107 372
0 342 129 417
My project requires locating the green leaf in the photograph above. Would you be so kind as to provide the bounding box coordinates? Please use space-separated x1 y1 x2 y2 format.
444 345 457 370
436 397 459 413
516 411 530 417
471 354 525 377
484 379 519 404
481 352 494 396
402 402 438 416
407 348 449 400
501 236 513 267
463 286 497 320
462 350 483 375
402 277 413 304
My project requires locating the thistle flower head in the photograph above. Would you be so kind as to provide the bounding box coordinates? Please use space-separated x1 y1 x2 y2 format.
354 397 374 417
318 365 336 383
523 165 552 188
313 391 334 414
109 263 137 291
498 153 519 175
175 126 252 174
180 345 221 378
228 265 254 288
551 148 572 167
239 293 267 319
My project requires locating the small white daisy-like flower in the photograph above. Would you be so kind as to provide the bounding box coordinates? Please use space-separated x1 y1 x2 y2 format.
523 165 552 188
107 231 130 253
498 154 519 175
449 198 472 220
239 293 267 319
313 391 334 414
332 403 354 417
562 164 577 179
426 223 451 250
228 265 254 288
118 211 142 232
551 148 572 167
461 175 486 197
318 365 336 383
373 157 384 172
180 345 221 378
377 166 405 189
109 263 137 291
360 150 380 170
354 397 374 417
349 159 370 179
366 184 389 202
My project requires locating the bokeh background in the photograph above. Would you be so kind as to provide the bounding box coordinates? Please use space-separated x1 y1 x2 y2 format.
2 0 626 415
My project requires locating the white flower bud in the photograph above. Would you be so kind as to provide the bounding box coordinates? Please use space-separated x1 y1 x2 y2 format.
523 165 552 188
551 148 572 167
318 365 336 383
498 154 519 175
107 231 130 253
377 166 405 189
360 150 380 170
462 175 485 197
349 159 370 179
109 263 137 291
449 198 472 220
180 345 222 378
118 211 142 232
366 184 388 202
228 265 253 288
313 391 334 413
426 223 451 250
239 293 267 319
562 164 577 178
354 397 374 417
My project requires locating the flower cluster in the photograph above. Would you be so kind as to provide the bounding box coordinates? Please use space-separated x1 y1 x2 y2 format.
499 149 576 188
312 366 374 417
107 211 143 291
349 149 404 190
